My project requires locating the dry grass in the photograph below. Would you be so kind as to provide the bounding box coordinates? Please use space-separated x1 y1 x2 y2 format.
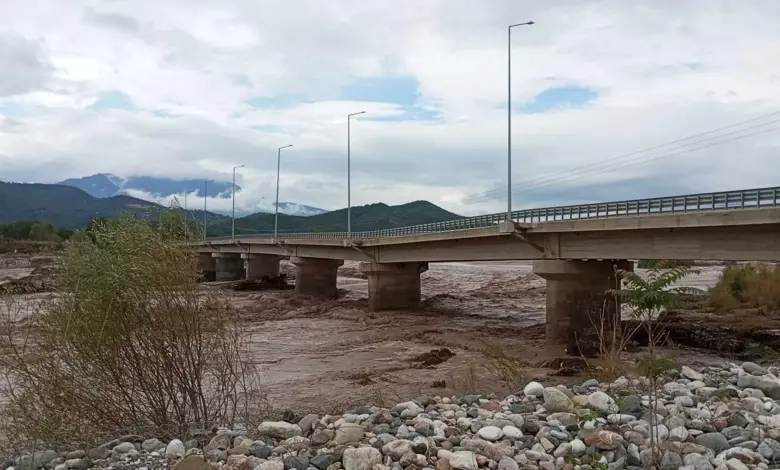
0 214 265 452
709 263 780 315
479 341 527 392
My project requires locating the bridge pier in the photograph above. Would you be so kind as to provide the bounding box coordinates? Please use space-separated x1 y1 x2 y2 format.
213 253 244 281
291 257 344 299
242 253 280 280
198 253 217 281
359 262 429 311
533 259 633 356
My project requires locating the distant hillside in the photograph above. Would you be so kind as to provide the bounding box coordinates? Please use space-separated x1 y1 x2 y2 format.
210 200 464 236
0 181 463 234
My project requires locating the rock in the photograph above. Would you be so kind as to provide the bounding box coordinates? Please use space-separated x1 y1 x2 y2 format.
86 448 110 461
502 425 522 439
205 434 232 453
141 438 164 452
523 382 544 397
758 438 780 460
342 447 382 470
542 387 573 412
64 459 89 470
588 391 618 413
283 455 309 470
311 430 334 446
742 362 767 375
737 375 780 399
435 459 451 470
258 421 303 439
172 456 211 470
725 458 749 470
298 414 319 434
166 440 186 459
584 430 624 450
476 426 503 442
112 442 134 454
382 440 413 460
683 366 705 381
310 455 335 470
670 426 690 442
660 451 683 470
334 423 364 445
570 439 586 456
250 442 272 459
257 461 284 470
448 451 478 470
497 456 517 470
695 433 731 453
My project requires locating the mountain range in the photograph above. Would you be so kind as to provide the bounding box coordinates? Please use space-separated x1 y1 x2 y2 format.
57 173 328 217
0 181 463 235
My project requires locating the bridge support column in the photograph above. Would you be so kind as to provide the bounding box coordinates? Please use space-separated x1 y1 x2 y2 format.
533 259 633 356
198 253 217 281
212 253 244 281
242 253 280 280
359 262 429 311
291 257 344 299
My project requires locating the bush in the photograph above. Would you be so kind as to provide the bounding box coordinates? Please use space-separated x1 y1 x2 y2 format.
0 213 259 448
709 263 780 314
637 259 693 269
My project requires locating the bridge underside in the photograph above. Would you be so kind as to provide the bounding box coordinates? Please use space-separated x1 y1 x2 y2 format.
195 207 780 355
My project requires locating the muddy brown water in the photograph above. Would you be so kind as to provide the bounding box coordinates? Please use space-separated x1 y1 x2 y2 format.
0 257 736 413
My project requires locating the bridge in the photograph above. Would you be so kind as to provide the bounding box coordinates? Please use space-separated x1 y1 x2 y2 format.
195 186 780 353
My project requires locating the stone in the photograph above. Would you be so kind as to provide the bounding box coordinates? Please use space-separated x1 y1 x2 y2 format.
250 443 272 459
497 456 518 470
542 387 573 412
524 382 544 397
257 461 284 470
695 433 731 453
448 451 478 470
670 426 690 442
660 451 683 470
258 422 303 439
205 434 232 453
502 425 522 439
141 438 164 452
477 426 503 442
298 414 319 434
334 423 364 445
382 440 413 460
86 447 110 461
570 439 586 456
584 430 624 450
742 362 767 375
435 459 451 470
172 456 211 470
166 440 186 459
737 375 780 399
342 448 382 470
726 458 749 470
683 366 704 381
588 391 618 414
64 459 89 470
283 456 309 470
112 442 134 453
758 438 780 460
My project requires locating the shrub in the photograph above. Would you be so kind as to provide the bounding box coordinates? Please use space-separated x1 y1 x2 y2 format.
0 213 259 448
709 263 780 314
637 259 693 269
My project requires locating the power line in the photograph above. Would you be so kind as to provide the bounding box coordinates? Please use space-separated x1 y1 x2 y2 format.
464 110 780 204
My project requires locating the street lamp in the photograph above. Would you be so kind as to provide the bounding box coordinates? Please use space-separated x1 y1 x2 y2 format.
347 111 366 238
507 21 534 222
232 165 244 240
274 144 293 239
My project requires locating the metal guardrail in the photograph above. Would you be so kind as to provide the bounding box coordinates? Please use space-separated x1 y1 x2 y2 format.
207 186 780 242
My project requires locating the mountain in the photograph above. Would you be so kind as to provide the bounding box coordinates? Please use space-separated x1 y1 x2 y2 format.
58 173 235 199
0 181 157 228
57 173 328 217
0 181 463 234
207 200 464 237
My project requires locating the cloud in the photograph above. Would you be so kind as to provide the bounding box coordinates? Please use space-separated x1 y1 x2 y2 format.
1 0 779 218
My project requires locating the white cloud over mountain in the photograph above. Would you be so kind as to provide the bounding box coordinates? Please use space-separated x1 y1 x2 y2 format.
1 0 779 216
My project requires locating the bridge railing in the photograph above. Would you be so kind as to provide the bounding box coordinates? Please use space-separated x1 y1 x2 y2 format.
208 186 780 241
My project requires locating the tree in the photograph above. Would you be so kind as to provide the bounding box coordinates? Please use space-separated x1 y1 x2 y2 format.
609 266 699 464
28 222 57 241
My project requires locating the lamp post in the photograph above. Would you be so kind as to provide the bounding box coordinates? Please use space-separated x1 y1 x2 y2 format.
274 144 293 239
203 180 208 242
232 165 244 240
507 21 534 222
347 111 366 238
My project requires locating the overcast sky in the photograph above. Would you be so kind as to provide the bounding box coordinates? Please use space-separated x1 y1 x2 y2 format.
1 0 779 216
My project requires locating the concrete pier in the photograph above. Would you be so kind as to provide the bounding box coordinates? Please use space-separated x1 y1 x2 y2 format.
212 252 244 281
359 262 429 311
242 253 280 280
198 252 217 281
533 259 633 355
291 257 344 299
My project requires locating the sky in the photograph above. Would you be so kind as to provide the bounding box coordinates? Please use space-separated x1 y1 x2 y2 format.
1 0 780 216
